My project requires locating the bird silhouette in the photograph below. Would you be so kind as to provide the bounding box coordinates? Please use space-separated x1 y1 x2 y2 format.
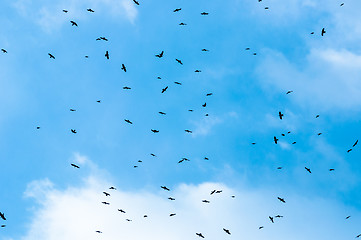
161 186 170 191
1 49 7 53
48 53 55 59
195 70 201 72
321 28 326 36
269 216 274 223
201 12 209 15
109 187 116 190
223 228 231 235
105 51 109 59
316 115 320 118
305 167 312 173
87 8 94 12
0 212 6 220
346 215 351 219
71 163 80 168
179 22 187 25
202 103 206 107
123 86 131 90
155 51 164 58
95 230 102 233
259 226 264 229
277 197 286 203
174 82 182 85
202 49 209 51
206 93 213 96
159 112 166 115
151 129 159 133
347 149 352 153
176 59 183 64
174 8 182 12
275 215 283 218
202 200 210 203
103 192 110 196
279 111 284 119
118 209 126 213
274 136 279 144
133 0 140 5
71 129 77 134
150 153 156 157
70 109 76 111
121 64 127 72
101 202 110 205
125 119 133 124
63 10 68 13
185 130 192 133
168 197 175 200
169 213 176 216
196 233 205 238
70 21 78 26
353 140 358 147
329 168 335 171
286 90 293 94
162 86 168 93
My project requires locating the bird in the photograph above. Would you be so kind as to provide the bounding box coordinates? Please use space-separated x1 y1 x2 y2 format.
144 215 148 217
204 157 209 160
321 28 326 36
95 230 102 233
201 12 209 15
185 130 192 133
70 109 76 111
101 202 110 205
210 190 216 195
123 86 131 90
121 64 127 72
109 187 116 190
125 119 133 124
188 109 194 112
310 32 315 34
329 168 335 171
105 51 109 59
176 59 183 64
259 226 264 229
347 149 352 153
305 167 312 173
1 49 7 53
206 93 213 96
202 49 209 51
155 51 164 58
173 8 182 12
274 136 279 144
340 3 344 6
36 126 40 129
346 215 351 219
277 167 283 170
174 82 182 85
275 215 283 218
216 190 222 193
195 70 201 72
245 47 250 50
202 102 207 107
126 219 132 221
0 212 6 220
265 7 269 9
150 153 156 157
118 209 126 213
179 22 187 25
133 0 139 5
63 10 68 13
202 200 210 203
1 225 5 227
269 216 274 223
103 192 110 196
168 197 175 200
169 213 176 216
161 186 170 191
96 100 101 103
71 163 80 168
292 141 297 144
48 53 55 59
196 233 205 238
162 86 168 93
223 228 231 235
71 129 77 134
353 140 358 147
159 112 166 115
70 21 78 26
279 111 284 120
151 129 159 133
317 133 322 136
356 234 361 238
87 8 94 12
286 90 293 94
277 197 286 203
316 115 320 118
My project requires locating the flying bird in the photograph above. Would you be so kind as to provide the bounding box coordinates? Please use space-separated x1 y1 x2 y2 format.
279 111 284 119
70 21 78 26
168 197 175 200
109 187 116 190
202 200 210 203
101 202 110 205
71 129 77 134
48 53 55 59
321 28 326 36
105 51 109 59
176 59 183 65
210 190 216 195
87 8 94 12
151 129 159 133
155 51 164 58
150 153 156 157
185 130 192 133
201 12 209 15
179 22 187 25
275 215 283 218
169 213 176 216
346 215 351 219
259 226 264 229
174 8 182 12
202 102 206 107
206 93 213 96
202 49 209 51
133 0 140 5
353 140 358 147
161 186 170 191
95 230 102 233
347 149 352 153
162 86 168 93
0 212 6 220
269 216 274 223
70 109 76 111
63 10 68 13
286 90 293 94
71 163 80 168
223 228 231 235
1 49 7 53
274 136 279 144
125 119 133 124
118 209 126 213
159 112 166 115
196 233 205 238
121 64 127 72
277 197 286 203
305 167 312 173
316 114 320 118
123 86 131 90
174 81 182 85
103 192 110 196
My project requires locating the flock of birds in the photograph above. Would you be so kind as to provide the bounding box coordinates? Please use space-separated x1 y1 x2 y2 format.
1 0 359 239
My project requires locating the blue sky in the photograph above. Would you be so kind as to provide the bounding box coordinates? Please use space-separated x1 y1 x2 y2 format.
1 0 361 239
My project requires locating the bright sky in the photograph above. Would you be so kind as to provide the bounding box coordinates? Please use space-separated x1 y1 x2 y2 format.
1 0 361 239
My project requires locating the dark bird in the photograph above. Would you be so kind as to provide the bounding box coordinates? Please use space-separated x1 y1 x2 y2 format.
202 200 210 203
151 129 159 133
274 136 279 144
109 186 116 190
101 202 110 205
1 225 5 227
216 190 222 194
265 7 269 9
204 157 209 160
275 215 283 218
279 111 284 120
210 190 216 195
346 215 351 219
353 140 358 147
281 133 285 136
95 230 102 233
292 141 297 144
1 49 7 53
170 213 176 216
150 153 156 157
126 219 132 221
161 186 170 191
162 86 168 93
185 130 192 133
179 22 187 25
71 129 77 134
195 70 201 72
87 8 94 12
231 195 235 198
356 234 361 238
202 102 206 107
105 51 109 59
174 81 182 85
316 114 320 118
269 216 274 223
133 0 140 5
206 93 213 96
103 192 110 196
286 90 293 94
157 77 161 79
317 133 322 136
277 197 286 203
245 47 250 50
63 10 68 13
176 59 183 65
48 53 55 59
202 49 209 52
70 21 78 26
347 149 352 153
144 215 148 217
321 28 326 36
251 142 256 145
121 64 127 72
0 212 6 220
305 167 312 173
118 209 126 213
223 228 231 235
340 3 344 6
70 109 76 111
329 168 335 171
155 51 164 58
201 12 209 15
173 8 182 12
196 233 205 238
125 119 133 124
168 197 175 200
188 109 193 112
259 226 264 229
277 167 283 169
311 32 315 34
123 86 131 90
97 100 101 103
71 163 80 168
159 112 166 115
36 126 40 129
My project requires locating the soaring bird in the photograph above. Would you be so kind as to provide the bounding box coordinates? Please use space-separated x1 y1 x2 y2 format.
118 209 126 213
169 213 176 216
70 21 78 26
150 153 156 157
126 219 132 221
269 216 274 223
223 228 231 235
125 119 133 124
277 197 286 203
340 3 344 6
0 212 6 220
71 129 77 134
274 136 279 144
121 64 127 72
196 233 205 238
346 215 351 219
1 225 5 227
155 51 164 58
329 168 335 171
202 200 210 203
316 114 320 118
201 12 209 15
70 109 76 111
133 0 140 5
202 49 209 51
210 190 216 195
305 167 312 173
162 86 168 93
87 8 94 12
71 163 80 168
151 129 159 133
109 186 116 190
1 49 7 53
286 90 293 94
101 202 110 205
259 226 264 229
123 86 131 90
279 111 284 119
176 59 183 64
353 140 358 147
321 28 326 36
105 51 109 59
202 102 207 107
95 230 102 233
275 215 283 218
173 8 182 12
48 53 55 59
206 93 213 96
174 81 182 85
347 149 352 153
63 10 68 13
103 192 110 196
195 70 201 72
356 234 361 238
204 157 209 160
159 112 166 115
161 186 170 191
168 197 175 200
179 22 187 25
185 130 192 133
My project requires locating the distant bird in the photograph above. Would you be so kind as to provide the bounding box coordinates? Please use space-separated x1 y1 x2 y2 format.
150 153 156 157
356 234 361 238
162 86 168 93
201 12 209 15
321 28 326 36
123 86 131 90
144 215 148 217
109 187 116 190
281 133 285 136
265 7 269 9
223 228 231 235
279 111 284 120
206 93 213 96
188 109 193 112
269 216 274 223
101 202 110 205
245 47 250 50
1 225 5 227
305 167 312 173
347 149 352 153
286 90 293 94
96 37 108 41
196 233 205 238
176 59 183 65
151 129 159 133
329 168 335 171
121 64 127 72
173 8 182 12
159 112 166 115
36 126 40 129
0 212 6 220
259 226 264 229
70 21 78 26
340 3 344 6
251 142 256 145
95 230 102 233
71 129 77 134
174 81 182 85
202 102 207 107
275 215 283 218
202 49 209 51
185 130 192 133
169 213 176 216
87 8 94 12
125 119 133 124
274 136 279 144
133 0 140 5
63 10 68 13
195 70 201 72
179 22 187 25
48 53 55 59
168 197 175 200
292 141 297 144
103 192 110 196
157 77 161 79
97 100 101 103
105 51 109 59
118 209 126 213
316 115 320 118
155 51 164 58
277 167 283 169
231 195 235 198
70 109 76 111
204 157 209 160
310 32 315 34
277 197 286 203
202 200 210 203
317 133 322 136
161 186 170 191
126 219 132 221
353 140 358 147
210 190 216 195
346 215 351 219
71 163 80 168
1 49 7 53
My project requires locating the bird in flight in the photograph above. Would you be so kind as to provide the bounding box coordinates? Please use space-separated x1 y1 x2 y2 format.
168 197 175 200
185 130 192 133
155 51 164 58
70 21 78 26
96 37 108 41
174 8 182 12
70 109 76 111
206 93 213 96
1 49 7 53
105 51 109 59
71 129 77 134
346 215 351 219
71 163 80 168
101 202 110 205
269 216 274 223
48 53 55 59
176 59 183 65
356 234 361 238
123 86 131 90
202 102 207 107
169 213 176 216
202 49 209 52
161 186 170 191
279 111 284 120
305 167 312 173
274 136 279 144
202 200 210 203
196 233 205 238
118 209 126 213
286 90 293 94
159 112 166 115
174 81 182 85
201 12 209 15
277 197 286 203
133 0 140 5
321 28 326 36
121 64 127 72
162 86 168 93
151 129 159 133
87 8 94 12
179 22 187 25
109 186 116 190
259 226 264 229
63 10 68 13
223 228 231 235
0 212 6 220
353 140 358 147
275 215 283 218
125 119 133 124
103 192 110 196
347 149 352 153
